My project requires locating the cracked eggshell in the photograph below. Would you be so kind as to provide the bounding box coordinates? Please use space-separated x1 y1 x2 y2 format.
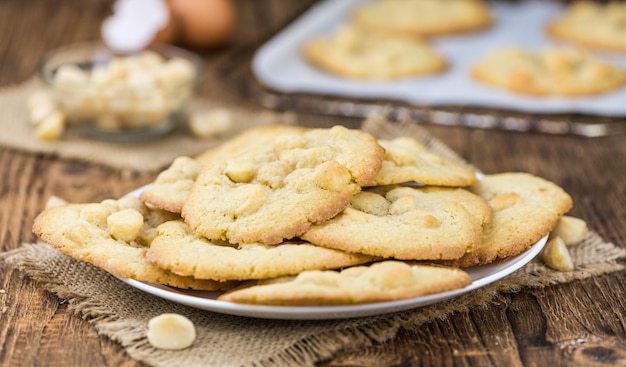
102 0 178 52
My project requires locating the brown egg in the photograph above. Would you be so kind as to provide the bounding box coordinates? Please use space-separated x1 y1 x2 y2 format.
168 0 236 49
151 10 180 45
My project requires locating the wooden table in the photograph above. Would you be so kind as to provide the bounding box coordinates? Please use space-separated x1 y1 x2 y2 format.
1 1 625 366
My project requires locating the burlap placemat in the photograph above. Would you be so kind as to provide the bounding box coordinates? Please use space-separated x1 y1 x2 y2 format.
2 117 625 367
0 78 296 173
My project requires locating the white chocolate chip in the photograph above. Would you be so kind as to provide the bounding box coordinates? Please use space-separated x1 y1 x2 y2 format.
147 313 196 350
107 208 144 242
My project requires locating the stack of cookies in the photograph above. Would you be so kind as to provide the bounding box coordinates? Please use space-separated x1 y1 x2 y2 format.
32 124 574 305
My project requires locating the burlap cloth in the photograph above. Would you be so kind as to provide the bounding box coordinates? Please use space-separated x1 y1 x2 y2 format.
0 78 297 173
2 92 626 366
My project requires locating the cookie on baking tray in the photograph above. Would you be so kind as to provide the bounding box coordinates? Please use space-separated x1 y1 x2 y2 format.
365 137 478 187
182 125 385 245
146 220 376 281
303 24 447 79
141 125 306 214
31 197 237 290
217 261 472 305
352 0 492 37
444 172 573 268
547 1 626 52
471 46 626 96
300 185 493 260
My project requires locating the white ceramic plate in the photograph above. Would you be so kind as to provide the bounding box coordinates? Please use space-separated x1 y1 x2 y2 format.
120 184 547 320
117 237 546 320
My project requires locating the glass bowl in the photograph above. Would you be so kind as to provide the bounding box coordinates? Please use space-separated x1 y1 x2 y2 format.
37 42 203 142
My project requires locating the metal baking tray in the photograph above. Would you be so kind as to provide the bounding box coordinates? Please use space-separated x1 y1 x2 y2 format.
220 0 626 137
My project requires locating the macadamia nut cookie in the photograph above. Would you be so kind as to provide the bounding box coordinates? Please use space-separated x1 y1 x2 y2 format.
141 125 307 214
366 137 478 187
32 197 236 290
182 125 385 245
547 1 626 52
140 156 204 213
471 47 626 96
146 220 376 281
446 173 573 267
218 261 472 305
352 0 492 37
301 186 493 260
303 24 447 79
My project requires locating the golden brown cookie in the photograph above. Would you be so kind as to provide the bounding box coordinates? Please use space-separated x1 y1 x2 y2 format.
547 1 626 52
32 197 236 290
218 261 472 305
446 172 573 267
366 137 478 187
182 125 385 245
303 24 447 79
194 125 308 164
301 185 493 260
140 156 203 213
141 125 307 214
352 0 492 37
146 220 376 281
471 46 626 96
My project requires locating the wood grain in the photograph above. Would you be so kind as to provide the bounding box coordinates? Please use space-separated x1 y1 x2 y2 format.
1 0 625 366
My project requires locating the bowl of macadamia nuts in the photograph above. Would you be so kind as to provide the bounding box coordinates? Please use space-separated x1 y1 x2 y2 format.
37 42 202 142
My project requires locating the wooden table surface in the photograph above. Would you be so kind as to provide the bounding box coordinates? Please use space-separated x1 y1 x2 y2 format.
2 1 626 366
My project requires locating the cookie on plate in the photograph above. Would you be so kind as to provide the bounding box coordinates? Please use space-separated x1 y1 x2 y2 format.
365 137 478 187
194 125 307 164
32 197 237 290
547 1 626 52
218 261 472 305
182 125 385 245
141 125 306 214
140 156 204 213
445 172 573 267
303 24 447 79
471 46 626 96
352 0 492 37
147 220 376 281
301 185 493 260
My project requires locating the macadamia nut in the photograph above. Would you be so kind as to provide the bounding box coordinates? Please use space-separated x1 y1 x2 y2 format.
550 215 587 246
189 108 233 138
542 236 574 271
147 313 196 350
35 110 66 140
27 90 67 140
107 208 144 242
